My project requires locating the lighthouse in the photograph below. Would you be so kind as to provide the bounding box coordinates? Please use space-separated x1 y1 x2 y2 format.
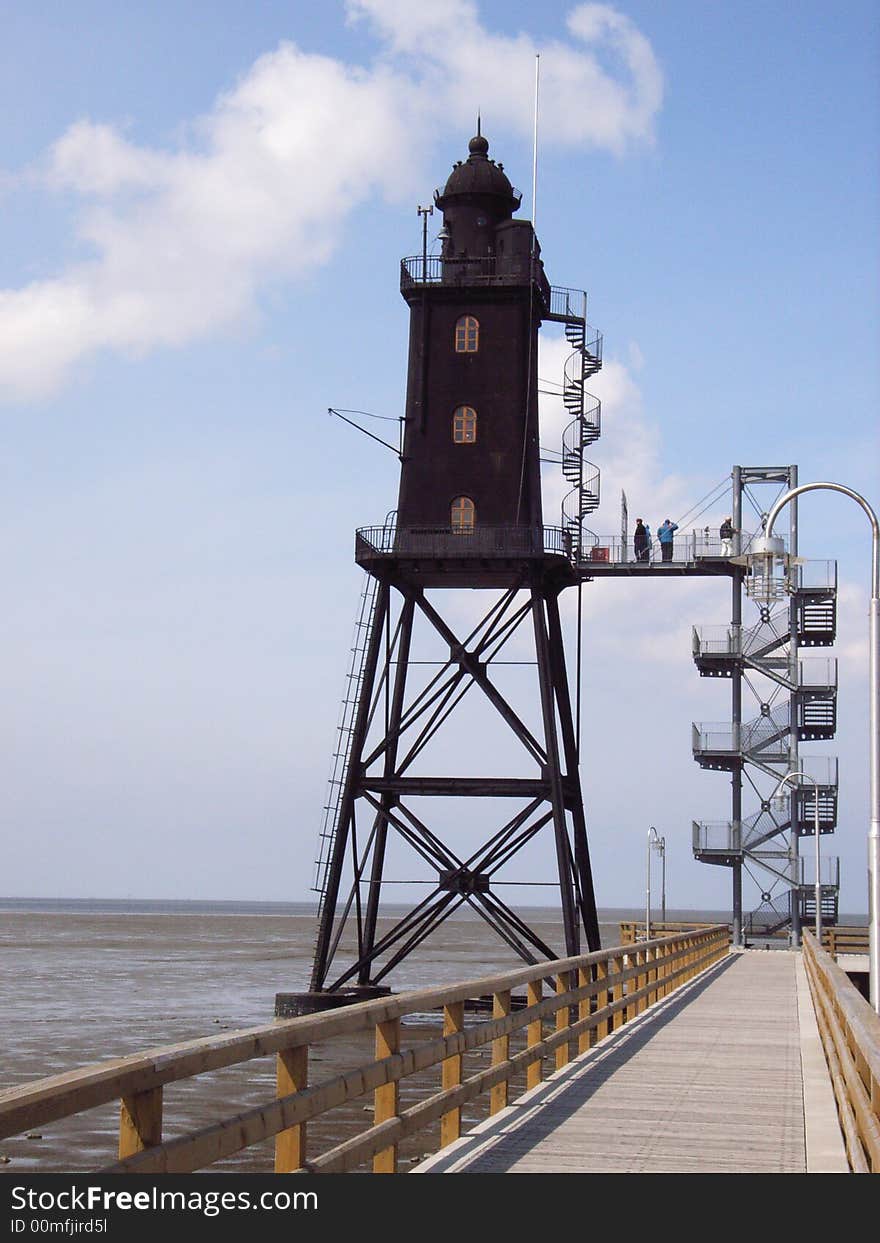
280 132 605 1014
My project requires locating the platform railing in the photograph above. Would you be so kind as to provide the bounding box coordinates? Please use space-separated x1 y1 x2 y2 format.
579 530 749 566
0 928 730 1175
400 254 547 299
693 624 741 657
802 930 880 1172
692 706 792 757
355 524 572 561
547 285 587 321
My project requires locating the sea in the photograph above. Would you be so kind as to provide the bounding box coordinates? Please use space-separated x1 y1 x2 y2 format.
0 897 863 1175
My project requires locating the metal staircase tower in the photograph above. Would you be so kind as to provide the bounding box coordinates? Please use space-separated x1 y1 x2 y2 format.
691 465 840 944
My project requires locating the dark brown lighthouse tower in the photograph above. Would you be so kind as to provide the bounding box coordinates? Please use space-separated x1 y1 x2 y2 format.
397 132 543 533
282 133 605 1014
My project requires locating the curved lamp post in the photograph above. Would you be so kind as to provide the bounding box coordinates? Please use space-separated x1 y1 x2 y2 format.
646 826 666 940
750 481 878 1012
771 769 822 943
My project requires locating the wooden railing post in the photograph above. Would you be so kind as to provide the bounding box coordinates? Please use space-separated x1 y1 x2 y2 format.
644 944 654 1005
612 955 624 1030
118 1087 162 1160
636 949 646 1013
490 989 511 1115
441 1001 465 1147
274 1045 308 1172
595 959 609 1041
526 979 543 1089
555 972 571 1071
373 1018 400 1173
578 966 592 1054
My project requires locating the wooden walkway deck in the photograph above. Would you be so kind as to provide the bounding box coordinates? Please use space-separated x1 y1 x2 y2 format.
414 950 848 1174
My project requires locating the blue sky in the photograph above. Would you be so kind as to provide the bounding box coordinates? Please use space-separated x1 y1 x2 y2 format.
1 1 877 921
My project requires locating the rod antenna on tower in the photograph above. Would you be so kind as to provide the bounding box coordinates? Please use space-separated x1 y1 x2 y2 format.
531 53 540 245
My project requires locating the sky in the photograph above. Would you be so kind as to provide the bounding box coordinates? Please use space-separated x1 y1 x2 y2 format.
1 1 878 922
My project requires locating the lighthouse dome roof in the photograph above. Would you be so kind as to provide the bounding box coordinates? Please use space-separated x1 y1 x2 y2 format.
435 133 521 211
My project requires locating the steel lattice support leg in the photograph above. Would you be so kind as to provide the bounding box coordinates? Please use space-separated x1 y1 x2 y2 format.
303 574 600 1000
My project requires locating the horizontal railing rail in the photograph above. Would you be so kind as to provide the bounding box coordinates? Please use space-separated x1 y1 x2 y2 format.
619 921 724 944
802 930 880 1172
0 928 730 1175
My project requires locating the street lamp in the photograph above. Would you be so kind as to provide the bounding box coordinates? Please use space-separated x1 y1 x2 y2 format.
771 770 822 943
749 481 879 1012
646 826 666 940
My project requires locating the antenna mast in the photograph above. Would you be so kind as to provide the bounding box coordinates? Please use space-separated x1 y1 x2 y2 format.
532 54 540 239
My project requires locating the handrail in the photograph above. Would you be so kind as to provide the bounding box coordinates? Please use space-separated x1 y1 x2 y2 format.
619 920 722 945
0 928 730 1175
802 929 880 1171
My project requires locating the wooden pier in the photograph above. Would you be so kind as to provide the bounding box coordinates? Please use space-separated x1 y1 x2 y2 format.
414 950 842 1173
1 927 877 1175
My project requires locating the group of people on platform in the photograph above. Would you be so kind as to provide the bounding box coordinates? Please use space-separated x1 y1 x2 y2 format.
632 516 738 563
633 517 676 562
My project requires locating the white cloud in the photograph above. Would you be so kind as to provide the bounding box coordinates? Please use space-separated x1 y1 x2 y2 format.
0 4 662 402
0 43 414 401
348 1 663 149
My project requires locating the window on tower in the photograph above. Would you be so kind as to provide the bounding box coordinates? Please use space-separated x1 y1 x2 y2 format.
451 496 475 532
454 315 479 353
452 405 477 444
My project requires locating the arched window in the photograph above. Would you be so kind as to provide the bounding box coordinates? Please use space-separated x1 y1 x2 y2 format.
454 315 479 353
451 496 475 532
452 405 477 444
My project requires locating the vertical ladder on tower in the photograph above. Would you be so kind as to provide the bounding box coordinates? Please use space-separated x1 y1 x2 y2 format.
311 570 381 927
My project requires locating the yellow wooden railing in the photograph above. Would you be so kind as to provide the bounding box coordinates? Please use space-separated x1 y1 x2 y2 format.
619 920 719 944
824 926 870 957
803 929 880 1172
0 927 730 1175
621 922 869 958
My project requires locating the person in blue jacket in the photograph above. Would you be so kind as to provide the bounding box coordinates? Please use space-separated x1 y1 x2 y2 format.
657 518 678 562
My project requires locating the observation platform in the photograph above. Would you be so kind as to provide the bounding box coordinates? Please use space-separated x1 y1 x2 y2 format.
575 531 738 578
354 525 739 588
354 525 579 589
